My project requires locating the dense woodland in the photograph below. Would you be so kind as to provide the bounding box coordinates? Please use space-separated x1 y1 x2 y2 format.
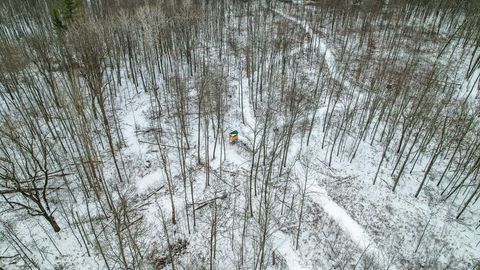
0 0 479 269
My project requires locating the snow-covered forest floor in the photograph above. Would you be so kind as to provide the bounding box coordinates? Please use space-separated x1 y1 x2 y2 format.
0 0 479 269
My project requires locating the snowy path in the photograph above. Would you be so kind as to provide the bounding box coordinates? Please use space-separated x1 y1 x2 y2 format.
273 232 310 270
121 92 164 193
270 6 353 91
270 4 394 267
225 6 386 269
296 165 378 256
293 162 394 269
308 185 375 252
228 77 311 269
273 1 377 251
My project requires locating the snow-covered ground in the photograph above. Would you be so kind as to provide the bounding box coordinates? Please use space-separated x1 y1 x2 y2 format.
1 1 479 269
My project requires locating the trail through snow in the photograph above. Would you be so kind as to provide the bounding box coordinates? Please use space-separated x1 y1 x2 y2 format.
294 164 386 266
273 232 310 270
272 4 395 269
224 5 394 269
121 92 164 193
270 6 353 91
229 77 311 269
309 185 375 251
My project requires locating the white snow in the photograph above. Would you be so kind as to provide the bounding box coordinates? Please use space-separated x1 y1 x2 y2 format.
308 184 380 255
272 5 392 267
1 2 478 269
273 231 310 270
270 6 353 91
137 168 163 193
460 65 480 101
122 92 150 155
291 158 391 269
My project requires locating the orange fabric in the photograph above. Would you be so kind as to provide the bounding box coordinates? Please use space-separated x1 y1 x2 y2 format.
229 134 238 142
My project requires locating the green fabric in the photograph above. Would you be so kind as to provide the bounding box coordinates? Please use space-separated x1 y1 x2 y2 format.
229 130 238 135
